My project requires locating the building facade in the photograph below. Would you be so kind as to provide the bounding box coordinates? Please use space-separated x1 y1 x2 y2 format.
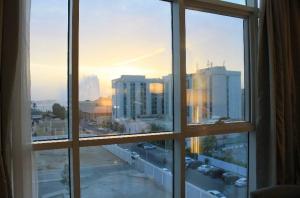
112 66 241 124
112 75 171 120
186 66 242 123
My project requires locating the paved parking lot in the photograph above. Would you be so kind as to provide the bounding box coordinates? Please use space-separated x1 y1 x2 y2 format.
37 147 171 198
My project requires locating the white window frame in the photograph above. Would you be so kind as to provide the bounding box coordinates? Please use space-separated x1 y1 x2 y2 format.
32 0 259 198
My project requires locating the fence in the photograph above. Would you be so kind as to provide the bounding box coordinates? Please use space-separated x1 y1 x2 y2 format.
104 144 214 198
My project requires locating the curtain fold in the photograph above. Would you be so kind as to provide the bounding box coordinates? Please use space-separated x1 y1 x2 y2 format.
257 0 300 188
0 0 20 197
0 0 32 197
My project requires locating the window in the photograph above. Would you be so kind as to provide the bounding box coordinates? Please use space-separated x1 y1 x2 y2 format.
33 149 70 197
185 133 248 198
30 0 68 141
80 141 173 198
31 0 258 198
185 10 245 124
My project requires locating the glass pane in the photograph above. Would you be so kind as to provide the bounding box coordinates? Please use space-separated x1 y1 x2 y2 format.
80 141 173 198
79 0 173 137
220 0 246 5
30 0 69 141
34 149 70 197
186 10 246 125
185 133 248 198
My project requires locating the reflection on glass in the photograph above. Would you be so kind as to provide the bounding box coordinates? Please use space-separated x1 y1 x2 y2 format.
80 141 173 198
186 10 245 125
220 0 246 5
34 149 70 198
185 133 248 198
79 0 173 137
30 0 68 141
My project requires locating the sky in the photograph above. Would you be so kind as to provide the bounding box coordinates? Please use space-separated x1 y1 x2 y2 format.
30 0 246 101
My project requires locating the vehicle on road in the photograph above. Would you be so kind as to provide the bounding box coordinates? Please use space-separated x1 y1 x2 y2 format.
131 152 140 160
197 164 214 174
187 160 203 169
207 190 226 198
162 168 171 174
185 157 195 167
88 121 97 126
222 172 239 185
208 167 225 178
143 143 156 150
235 177 247 187
137 142 156 150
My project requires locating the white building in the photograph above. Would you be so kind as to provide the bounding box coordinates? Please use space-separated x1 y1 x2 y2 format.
112 75 171 120
186 66 242 123
112 66 241 124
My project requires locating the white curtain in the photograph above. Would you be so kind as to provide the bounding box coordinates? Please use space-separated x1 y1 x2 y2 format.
10 0 33 197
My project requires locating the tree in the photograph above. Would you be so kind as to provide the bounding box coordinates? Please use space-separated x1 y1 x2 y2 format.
222 149 234 163
111 121 125 133
201 135 217 155
52 103 66 119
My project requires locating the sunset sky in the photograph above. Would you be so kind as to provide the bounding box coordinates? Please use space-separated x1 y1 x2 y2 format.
30 0 245 101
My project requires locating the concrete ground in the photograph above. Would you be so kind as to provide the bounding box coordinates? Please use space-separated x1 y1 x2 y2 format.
80 146 171 198
37 146 171 198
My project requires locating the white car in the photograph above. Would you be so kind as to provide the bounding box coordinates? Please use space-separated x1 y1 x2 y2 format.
162 168 171 174
235 177 247 187
197 164 214 174
185 157 194 167
143 144 156 150
207 190 226 198
131 152 140 160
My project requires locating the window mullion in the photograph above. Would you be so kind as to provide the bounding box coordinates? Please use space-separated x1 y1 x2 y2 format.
172 0 187 198
68 0 80 197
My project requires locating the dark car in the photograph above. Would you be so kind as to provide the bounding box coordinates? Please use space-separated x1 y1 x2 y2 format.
188 160 203 169
137 142 145 147
222 172 239 185
208 168 225 178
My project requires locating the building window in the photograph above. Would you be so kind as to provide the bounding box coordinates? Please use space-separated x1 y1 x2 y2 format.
140 82 147 115
31 0 257 198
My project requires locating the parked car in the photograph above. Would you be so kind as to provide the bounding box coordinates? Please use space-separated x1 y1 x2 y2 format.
143 143 156 150
222 172 239 185
198 164 214 174
208 167 225 178
207 190 226 198
162 168 171 174
88 121 97 126
131 152 140 160
137 142 144 147
185 157 195 167
235 177 247 187
187 160 203 169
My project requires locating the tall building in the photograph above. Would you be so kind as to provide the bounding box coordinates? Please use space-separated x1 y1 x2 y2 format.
112 66 241 123
112 75 169 120
186 66 241 123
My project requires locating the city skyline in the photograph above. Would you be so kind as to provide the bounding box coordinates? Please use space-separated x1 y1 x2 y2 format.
31 65 243 104
30 0 244 101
